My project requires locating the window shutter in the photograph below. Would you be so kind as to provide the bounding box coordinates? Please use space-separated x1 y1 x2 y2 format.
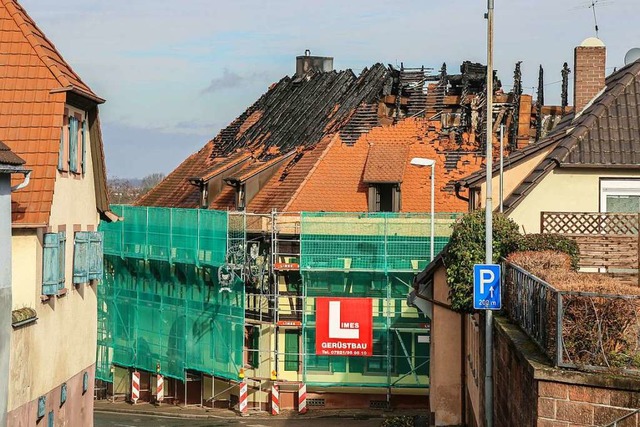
73 232 90 284
88 232 104 281
42 233 59 295
58 119 66 171
69 117 78 173
81 119 88 175
58 232 66 290
284 330 299 371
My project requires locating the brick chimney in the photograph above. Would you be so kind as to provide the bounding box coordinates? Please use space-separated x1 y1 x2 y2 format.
574 37 606 113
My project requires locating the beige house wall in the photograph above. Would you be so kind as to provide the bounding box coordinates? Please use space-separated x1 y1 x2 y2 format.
8 104 100 422
509 168 640 233
478 146 555 210
429 265 463 426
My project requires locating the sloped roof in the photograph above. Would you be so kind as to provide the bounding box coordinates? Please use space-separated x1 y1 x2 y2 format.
0 140 25 166
140 65 391 208
0 0 108 224
467 59 640 215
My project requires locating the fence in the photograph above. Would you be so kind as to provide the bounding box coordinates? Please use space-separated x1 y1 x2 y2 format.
541 212 639 277
504 261 640 372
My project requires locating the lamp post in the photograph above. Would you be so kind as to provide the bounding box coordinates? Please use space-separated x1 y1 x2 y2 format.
410 157 436 261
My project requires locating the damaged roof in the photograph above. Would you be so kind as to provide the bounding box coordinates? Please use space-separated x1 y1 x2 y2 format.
459 59 640 215
140 59 557 214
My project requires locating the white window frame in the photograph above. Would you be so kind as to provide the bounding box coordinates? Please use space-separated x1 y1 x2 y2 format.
600 179 640 212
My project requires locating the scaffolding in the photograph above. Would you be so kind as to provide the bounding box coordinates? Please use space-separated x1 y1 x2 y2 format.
96 206 461 403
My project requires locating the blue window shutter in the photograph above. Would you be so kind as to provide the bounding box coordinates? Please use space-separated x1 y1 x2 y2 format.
42 233 60 295
73 232 90 284
58 124 64 170
69 117 78 173
58 232 66 290
81 119 87 176
37 396 46 418
60 383 67 405
48 410 54 427
88 232 103 281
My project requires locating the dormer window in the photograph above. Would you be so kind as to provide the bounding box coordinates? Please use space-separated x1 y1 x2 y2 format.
58 107 88 175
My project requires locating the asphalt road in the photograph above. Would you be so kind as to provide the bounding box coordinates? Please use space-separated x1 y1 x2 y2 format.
94 412 383 427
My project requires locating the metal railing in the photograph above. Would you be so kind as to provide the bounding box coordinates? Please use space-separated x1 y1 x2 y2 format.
604 409 640 427
504 261 640 372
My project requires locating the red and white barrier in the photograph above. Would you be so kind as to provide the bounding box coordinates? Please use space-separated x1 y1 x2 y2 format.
298 383 307 414
156 374 164 403
239 381 248 414
131 371 140 404
271 385 280 415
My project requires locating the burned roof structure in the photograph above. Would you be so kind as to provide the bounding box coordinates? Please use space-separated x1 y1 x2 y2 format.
140 57 565 213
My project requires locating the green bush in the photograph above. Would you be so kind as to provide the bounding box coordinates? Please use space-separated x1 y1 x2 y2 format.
443 210 521 313
519 233 580 269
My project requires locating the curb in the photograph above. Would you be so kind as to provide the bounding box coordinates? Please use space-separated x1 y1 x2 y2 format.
93 408 229 420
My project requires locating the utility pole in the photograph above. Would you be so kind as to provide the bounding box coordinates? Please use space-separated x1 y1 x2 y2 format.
485 1 495 426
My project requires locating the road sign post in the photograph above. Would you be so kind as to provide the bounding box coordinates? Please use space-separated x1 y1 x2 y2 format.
474 264 501 310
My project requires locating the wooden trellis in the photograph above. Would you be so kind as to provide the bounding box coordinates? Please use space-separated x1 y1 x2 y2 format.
540 212 639 282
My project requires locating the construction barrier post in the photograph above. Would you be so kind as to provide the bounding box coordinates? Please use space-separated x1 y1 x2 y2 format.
298 383 307 414
239 381 248 415
271 385 279 416
156 374 164 404
131 371 140 404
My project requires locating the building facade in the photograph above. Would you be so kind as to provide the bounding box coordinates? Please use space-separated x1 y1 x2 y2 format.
1 1 112 425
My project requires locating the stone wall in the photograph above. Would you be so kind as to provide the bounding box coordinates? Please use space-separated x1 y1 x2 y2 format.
494 316 640 427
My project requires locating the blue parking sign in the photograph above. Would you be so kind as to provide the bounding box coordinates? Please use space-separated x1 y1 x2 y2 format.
473 264 501 310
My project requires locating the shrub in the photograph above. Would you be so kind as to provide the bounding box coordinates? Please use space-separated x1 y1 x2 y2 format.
444 210 521 313
519 233 580 269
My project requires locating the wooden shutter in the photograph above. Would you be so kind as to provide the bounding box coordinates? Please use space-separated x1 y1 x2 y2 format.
81 119 88 175
88 231 103 281
392 185 401 212
69 117 78 172
73 232 90 284
58 232 66 290
58 117 68 171
284 330 300 371
42 233 59 295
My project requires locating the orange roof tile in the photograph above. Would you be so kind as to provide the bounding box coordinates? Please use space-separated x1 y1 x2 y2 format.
363 142 408 183
1 0 105 225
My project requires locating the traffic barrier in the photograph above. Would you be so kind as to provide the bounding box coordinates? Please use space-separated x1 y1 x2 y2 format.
271 385 279 415
239 381 248 414
298 383 307 414
131 371 140 404
156 374 164 403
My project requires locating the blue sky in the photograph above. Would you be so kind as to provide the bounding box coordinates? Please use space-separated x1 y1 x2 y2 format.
21 0 640 179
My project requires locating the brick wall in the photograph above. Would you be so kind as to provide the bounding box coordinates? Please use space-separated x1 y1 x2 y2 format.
494 317 640 427
494 319 538 427
574 44 606 113
538 382 640 426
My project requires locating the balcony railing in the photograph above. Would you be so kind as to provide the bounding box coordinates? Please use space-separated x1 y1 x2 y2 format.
505 261 640 373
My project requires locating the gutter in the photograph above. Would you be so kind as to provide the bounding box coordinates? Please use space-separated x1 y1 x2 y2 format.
454 182 470 203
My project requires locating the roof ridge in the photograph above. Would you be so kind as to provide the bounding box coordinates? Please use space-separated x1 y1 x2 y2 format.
3 0 94 95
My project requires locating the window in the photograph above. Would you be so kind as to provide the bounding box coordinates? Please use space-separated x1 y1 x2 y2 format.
43 232 66 295
368 184 400 212
600 179 640 213
244 326 260 368
73 231 103 284
58 109 88 175
284 330 300 371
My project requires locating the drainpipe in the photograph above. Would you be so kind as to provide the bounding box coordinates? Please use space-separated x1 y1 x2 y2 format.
188 178 208 209
10 170 30 192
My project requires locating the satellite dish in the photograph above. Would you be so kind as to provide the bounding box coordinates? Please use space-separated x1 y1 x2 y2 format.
624 48 640 65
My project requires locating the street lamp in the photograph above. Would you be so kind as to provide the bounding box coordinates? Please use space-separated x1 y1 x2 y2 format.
410 157 436 261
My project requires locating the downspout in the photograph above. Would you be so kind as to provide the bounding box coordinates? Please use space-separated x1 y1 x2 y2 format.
454 182 470 203
10 170 30 192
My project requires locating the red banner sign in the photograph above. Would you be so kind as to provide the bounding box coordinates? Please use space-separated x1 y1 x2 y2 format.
315 298 373 357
